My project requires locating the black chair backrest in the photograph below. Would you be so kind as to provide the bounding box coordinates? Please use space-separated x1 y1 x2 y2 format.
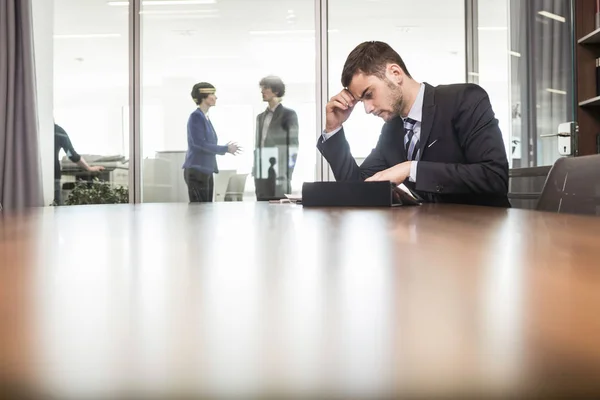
537 155 600 216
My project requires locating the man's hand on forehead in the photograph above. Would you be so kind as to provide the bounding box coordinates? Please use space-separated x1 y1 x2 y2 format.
344 88 359 101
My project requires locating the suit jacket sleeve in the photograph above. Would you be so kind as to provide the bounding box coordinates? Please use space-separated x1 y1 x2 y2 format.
316 127 389 181
285 109 299 146
415 85 509 195
187 112 227 155
55 125 81 163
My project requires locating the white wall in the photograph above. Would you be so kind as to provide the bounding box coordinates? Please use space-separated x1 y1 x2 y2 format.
32 0 55 206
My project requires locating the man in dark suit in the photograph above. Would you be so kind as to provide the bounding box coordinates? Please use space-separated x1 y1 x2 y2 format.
254 76 299 200
318 41 510 207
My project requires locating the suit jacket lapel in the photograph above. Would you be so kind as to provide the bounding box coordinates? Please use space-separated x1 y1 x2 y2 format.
268 104 284 135
206 116 218 141
418 83 436 159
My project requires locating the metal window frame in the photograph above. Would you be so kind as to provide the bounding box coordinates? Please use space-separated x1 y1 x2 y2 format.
465 0 479 84
568 0 578 157
315 0 330 182
524 0 537 167
129 0 142 203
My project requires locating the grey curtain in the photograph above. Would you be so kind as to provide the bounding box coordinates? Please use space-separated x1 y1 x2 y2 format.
0 0 43 210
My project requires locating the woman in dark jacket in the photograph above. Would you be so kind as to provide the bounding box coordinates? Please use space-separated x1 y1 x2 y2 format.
182 82 241 202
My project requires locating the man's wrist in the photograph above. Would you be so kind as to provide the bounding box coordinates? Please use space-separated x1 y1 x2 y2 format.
324 125 341 134
322 126 342 142
409 161 418 182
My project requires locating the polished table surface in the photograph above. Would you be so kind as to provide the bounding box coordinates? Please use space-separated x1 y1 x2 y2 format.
2 203 600 399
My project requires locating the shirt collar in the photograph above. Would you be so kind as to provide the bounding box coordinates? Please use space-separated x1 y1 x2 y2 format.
404 83 425 123
266 103 281 113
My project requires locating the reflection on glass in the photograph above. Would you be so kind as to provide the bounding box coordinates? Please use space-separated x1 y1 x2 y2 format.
254 76 299 200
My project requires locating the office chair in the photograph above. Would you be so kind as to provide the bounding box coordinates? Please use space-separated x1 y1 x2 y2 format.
224 173 248 202
213 170 236 202
536 155 600 216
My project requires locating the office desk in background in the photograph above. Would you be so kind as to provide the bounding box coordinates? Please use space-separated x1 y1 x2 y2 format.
60 156 129 188
1 203 600 399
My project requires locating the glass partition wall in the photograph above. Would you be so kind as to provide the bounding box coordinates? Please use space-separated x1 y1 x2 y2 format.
139 0 317 203
44 0 575 205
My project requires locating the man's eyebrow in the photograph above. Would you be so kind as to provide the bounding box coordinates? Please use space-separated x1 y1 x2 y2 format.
355 86 371 100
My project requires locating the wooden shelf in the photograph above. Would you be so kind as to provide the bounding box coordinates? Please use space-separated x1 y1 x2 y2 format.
579 95 600 107
578 27 600 44
575 1 600 155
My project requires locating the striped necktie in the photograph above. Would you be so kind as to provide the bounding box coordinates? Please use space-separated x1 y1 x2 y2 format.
403 117 420 161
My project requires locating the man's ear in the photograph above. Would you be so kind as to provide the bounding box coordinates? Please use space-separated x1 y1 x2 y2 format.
387 63 405 85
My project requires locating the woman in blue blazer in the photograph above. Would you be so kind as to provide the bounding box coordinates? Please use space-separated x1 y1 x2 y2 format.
183 82 241 202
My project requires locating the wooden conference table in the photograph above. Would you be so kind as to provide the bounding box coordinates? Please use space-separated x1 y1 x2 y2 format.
1 202 600 399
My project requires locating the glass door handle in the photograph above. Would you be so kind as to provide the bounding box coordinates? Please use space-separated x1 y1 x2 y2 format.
540 132 570 138
539 122 577 156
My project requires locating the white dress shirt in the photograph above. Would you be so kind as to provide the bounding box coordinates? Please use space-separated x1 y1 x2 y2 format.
261 103 281 147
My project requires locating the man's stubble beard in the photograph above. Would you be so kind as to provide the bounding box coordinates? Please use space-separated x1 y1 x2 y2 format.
386 78 404 117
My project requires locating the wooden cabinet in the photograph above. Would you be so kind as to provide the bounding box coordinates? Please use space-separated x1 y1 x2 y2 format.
576 0 600 155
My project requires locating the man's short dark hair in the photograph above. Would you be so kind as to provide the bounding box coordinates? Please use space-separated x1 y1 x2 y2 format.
259 75 286 97
341 41 411 88
191 82 216 105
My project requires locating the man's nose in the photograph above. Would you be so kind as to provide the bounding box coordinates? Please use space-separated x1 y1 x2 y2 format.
364 101 374 114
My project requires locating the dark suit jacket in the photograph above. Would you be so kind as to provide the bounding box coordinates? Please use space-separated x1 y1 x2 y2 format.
182 109 227 175
317 83 511 207
254 104 299 180
54 124 81 180
255 104 299 148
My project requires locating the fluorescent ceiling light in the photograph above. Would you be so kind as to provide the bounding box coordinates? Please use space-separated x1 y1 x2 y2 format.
144 14 219 19
140 9 217 14
478 26 507 31
509 50 521 57
249 29 339 36
546 88 567 95
250 29 313 35
180 55 239 60
538 11 566 23
108 0 216 6
54 33 121 39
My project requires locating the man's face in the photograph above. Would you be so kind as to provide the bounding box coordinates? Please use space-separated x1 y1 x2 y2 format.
347 68 405 122
261 86 276 102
